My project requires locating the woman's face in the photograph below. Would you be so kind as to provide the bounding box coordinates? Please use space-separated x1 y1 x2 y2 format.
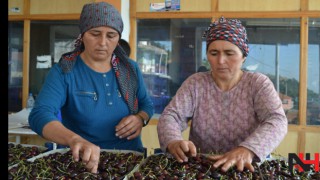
82 26 120 61
207 40 245 81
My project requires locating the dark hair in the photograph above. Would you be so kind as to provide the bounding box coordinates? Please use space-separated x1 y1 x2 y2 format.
119 39 131 56
197 66 208 72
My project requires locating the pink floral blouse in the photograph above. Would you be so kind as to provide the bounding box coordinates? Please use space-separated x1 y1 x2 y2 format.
157 71 288 161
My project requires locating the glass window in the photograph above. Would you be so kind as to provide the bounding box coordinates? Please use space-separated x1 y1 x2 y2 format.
137 19 211 115
242 18 300 125
307 18 320 126
8 21 24 112
29 21 79 98
137 18 301 124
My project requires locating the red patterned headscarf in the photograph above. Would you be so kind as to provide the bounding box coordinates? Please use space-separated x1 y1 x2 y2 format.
203 16 249 57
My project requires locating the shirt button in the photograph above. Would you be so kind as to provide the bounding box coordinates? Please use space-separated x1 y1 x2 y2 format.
109 102 113 105
103 74 106 77
107 93 111 96
106 83 109 86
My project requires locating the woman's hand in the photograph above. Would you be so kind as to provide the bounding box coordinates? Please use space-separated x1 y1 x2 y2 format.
68 136 100 174
42 121 101 173
207 146 255 172
115 115 143 140
167 140 197 162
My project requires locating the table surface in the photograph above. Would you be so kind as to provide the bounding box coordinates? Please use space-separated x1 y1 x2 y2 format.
8 109 58 149
8 109 37 135
9 126 37 135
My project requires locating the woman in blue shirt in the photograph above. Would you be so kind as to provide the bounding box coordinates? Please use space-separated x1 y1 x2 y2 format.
29 2 153 173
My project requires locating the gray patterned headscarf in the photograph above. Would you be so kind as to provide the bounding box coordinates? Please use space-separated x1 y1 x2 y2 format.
79 2 123 35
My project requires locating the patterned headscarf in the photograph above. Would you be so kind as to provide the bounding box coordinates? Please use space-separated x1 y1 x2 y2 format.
203 16 249 57
79 2 123 35
60 2 138 114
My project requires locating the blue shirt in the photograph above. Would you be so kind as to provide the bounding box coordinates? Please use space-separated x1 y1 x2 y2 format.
29 55 154 152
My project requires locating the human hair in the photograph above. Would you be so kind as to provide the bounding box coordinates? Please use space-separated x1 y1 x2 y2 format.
119 39 131 56
197 66 208 72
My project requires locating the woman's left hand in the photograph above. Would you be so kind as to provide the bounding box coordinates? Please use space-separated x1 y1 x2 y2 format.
207 146 255 172
115 115 143 140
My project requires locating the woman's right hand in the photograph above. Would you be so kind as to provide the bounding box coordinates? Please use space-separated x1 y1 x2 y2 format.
167 140 197 163
68 136 101 173
42 121 100 173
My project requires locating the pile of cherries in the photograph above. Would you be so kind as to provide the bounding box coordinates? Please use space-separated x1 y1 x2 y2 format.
129 153 320 180
8 146 320 180
8 143 46 167
8 149 143 180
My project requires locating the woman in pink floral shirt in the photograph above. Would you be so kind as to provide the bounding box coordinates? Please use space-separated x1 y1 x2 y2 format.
157 17 288 172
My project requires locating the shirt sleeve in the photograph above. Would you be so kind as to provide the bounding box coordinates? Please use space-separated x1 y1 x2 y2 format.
239 74 288 161
28 64 67 137
157 74 196 152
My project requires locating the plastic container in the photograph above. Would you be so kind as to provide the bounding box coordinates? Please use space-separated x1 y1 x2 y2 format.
8 148 144 179
26 93 35 112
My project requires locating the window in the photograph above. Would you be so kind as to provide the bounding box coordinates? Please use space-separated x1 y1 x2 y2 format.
307 18 320 126
242 18 300 125
137 19 210 115
137 18 301 125
29 21 79 98
8 21 24 112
